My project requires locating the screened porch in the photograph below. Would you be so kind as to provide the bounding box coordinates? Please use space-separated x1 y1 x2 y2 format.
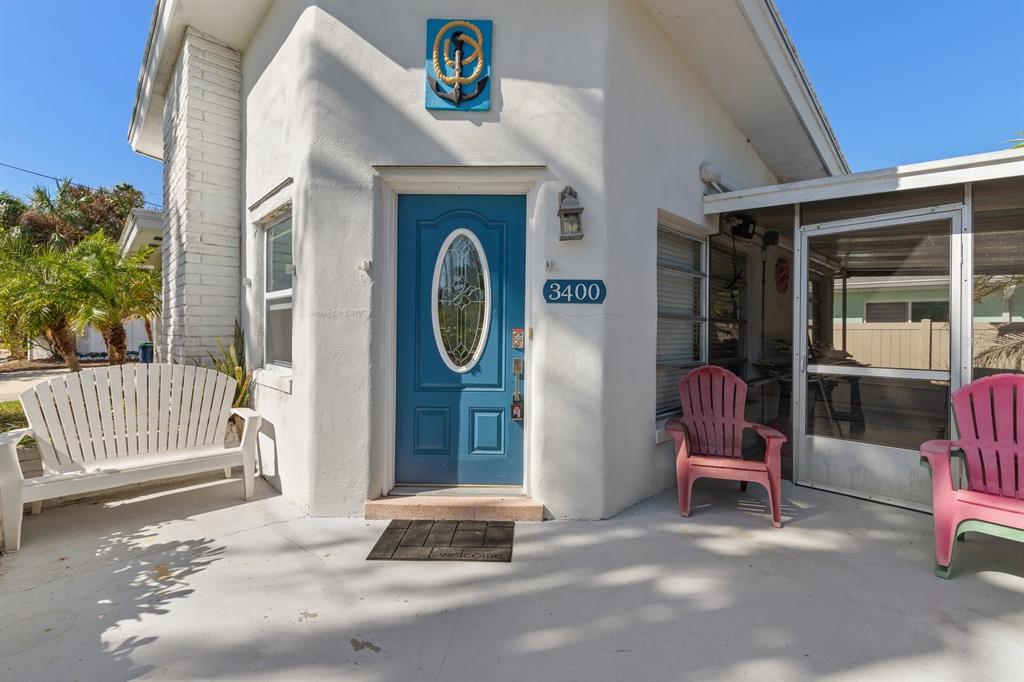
701 150 1024 508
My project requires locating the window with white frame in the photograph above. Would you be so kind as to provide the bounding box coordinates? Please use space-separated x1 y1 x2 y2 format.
656 223 707 417
264 215 293 367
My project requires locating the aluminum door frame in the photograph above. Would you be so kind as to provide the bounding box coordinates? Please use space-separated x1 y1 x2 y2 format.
791 201 971 510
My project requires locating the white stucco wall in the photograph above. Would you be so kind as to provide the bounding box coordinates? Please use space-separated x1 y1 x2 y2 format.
241 5 318 513
235 0 781 518
600 1 777 516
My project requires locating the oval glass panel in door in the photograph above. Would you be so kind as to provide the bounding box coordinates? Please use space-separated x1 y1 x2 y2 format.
431 229 491 373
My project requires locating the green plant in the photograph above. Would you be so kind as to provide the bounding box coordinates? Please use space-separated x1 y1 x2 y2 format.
207 321 253 408
64 232 161 364
0 180 150 370
0 400 34 446
0 236 84 370
9 180 143 248
0 191 27 231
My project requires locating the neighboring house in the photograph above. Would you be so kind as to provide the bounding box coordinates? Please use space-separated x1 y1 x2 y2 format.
832 276 1024 371
125 0 1023 517
117 208 163 269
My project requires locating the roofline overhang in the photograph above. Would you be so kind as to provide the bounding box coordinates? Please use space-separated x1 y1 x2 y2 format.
131 1 847 177
118 208 164 256
739 0 849 177
703 149 1024 215
128 0 269 159
128 0 174 158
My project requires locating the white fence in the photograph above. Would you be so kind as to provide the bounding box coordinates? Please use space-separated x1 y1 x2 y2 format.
833 321 1016 371
74 320 149 357
834 320 950 370
25 320 150 360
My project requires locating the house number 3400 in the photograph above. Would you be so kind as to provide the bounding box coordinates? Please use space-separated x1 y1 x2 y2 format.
543 279 607 304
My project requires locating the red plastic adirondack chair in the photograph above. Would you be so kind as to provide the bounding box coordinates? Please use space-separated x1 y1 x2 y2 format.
920 373 1024 578
666 366 787 527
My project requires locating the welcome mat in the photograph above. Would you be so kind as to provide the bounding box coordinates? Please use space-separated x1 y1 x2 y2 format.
367 519 514 562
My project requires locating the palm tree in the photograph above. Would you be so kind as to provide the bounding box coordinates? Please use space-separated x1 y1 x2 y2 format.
11 180 145 247
16 181 88 247
65 233 161 364
0 181 150 369
0 237 83 371
0 191 27 232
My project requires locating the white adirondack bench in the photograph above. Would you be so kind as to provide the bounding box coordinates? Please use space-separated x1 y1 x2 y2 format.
0 364 261 552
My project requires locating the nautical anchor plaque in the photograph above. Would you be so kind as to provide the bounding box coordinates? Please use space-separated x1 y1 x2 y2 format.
425 19 492 111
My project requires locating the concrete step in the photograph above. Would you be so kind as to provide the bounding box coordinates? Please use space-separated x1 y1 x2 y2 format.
364 494 544 521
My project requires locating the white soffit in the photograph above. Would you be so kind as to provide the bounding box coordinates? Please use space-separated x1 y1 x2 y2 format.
640 0 848 181
118 208 164 266
129 0 270 159
703 149 1024 215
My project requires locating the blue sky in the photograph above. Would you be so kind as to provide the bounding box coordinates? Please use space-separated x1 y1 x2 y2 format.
777 0 1024 170
0 0 163 206
0 0 1021 205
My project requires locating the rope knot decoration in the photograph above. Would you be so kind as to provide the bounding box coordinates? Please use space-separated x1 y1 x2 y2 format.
431 19 485 86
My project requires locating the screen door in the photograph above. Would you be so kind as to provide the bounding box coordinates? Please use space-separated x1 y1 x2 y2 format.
794 209 964 509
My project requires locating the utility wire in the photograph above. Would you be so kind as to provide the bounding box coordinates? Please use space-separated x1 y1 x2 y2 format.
0 160 163 210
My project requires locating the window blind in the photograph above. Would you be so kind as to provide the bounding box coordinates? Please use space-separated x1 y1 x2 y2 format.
656 226 706 417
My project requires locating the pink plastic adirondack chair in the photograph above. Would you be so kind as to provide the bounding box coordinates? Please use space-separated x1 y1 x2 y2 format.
920 373 1024 578
666 366 787 527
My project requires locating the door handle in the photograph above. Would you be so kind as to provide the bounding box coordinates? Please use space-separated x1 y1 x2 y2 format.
512 357 524 422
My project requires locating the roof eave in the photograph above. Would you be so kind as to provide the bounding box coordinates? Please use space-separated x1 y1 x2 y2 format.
739 0 849 177
128 0 174 159
118 208 164 257
127 0 270 160
703 149 1024 215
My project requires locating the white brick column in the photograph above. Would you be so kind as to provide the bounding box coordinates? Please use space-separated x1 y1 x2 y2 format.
161 28 242 364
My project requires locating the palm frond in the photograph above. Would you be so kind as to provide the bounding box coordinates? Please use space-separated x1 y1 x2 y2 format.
975 330 1024 372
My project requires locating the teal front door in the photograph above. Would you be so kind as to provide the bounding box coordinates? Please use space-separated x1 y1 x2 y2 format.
396 195 526 485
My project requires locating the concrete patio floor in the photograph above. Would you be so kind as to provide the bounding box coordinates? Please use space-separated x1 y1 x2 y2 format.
0 367 70 402
1 477 1021 682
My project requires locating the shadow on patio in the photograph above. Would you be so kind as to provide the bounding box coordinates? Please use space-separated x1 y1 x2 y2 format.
1 477 1021 681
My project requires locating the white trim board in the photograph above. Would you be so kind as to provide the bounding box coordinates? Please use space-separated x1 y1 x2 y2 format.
738 0 848 176
703 149 1024 215
371 165 547 194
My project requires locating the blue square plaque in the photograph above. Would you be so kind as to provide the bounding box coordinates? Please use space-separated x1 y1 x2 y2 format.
425 19 492 111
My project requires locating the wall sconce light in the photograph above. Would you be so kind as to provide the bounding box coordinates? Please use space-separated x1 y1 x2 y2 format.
557 186 584 241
